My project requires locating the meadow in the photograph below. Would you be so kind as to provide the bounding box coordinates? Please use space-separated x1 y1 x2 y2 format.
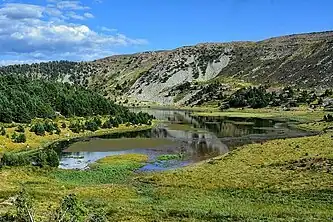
1 109 333 221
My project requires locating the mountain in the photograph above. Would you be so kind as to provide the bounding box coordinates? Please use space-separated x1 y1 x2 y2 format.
1 31 333 106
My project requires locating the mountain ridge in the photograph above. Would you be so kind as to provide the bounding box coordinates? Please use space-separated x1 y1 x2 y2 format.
1 30 333 106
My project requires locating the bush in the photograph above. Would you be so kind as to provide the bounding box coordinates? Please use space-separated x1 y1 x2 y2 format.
34 149 60 167
15 125 25 133
0 127 6 136
85 120 99 132
55 128 61 135
113 118 119 128
12 132 26 143
30 121 60 136
69 121 84 133
35 151 48 167
324 114 333 122
1 152 30 166
44 121 58 133
30 122 46 136
101 120 113 129
93 117 102 127
46 149 60 167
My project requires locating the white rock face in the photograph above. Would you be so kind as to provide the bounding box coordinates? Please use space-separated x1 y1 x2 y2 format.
200 55 230 81
129 46 231 105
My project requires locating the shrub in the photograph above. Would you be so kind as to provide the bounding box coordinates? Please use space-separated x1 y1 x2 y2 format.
46 149 60 167
34 149 59 167
44 121 58 133
15 125 25 133
0 127 6 136
12 132 26 143
1 152 30 166
55 128 61 135
113 118 119 128
93 117 102 127
101 120 113 129
69 122 84 133
324 114 333 122
30 122 46 136
85 120 99 132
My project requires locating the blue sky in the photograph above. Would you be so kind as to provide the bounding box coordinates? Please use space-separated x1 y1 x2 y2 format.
0 0 332 65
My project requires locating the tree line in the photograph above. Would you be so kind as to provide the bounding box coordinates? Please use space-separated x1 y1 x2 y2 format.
0 75 139 123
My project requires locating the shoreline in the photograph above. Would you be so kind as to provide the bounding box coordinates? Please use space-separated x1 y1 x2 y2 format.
1 122 156 154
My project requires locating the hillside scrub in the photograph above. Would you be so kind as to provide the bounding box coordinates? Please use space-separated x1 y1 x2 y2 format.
220 86 322 109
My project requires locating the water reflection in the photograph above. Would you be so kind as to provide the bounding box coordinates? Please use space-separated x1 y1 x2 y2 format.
59 108 309 170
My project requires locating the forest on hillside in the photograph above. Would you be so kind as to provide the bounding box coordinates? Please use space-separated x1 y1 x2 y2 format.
0 75 137 123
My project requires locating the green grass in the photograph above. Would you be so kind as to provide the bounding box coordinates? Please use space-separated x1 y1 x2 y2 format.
173 92 187 103
1 121 333 220
157 154 182 161
52 154 148 185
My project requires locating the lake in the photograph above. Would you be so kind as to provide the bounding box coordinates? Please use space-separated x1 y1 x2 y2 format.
59 109 311 170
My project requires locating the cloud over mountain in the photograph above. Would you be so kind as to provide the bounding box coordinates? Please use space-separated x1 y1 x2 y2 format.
0 1 147 65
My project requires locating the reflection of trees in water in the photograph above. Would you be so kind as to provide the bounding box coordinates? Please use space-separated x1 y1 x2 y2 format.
151 125 228 160
191 115 277 137
151 128 169 138
192 132 199 139
197 139 208 156
134 109 274 138
186 132 228 160
192 116 258 137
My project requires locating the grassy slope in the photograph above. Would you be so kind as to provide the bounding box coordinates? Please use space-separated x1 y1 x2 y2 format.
1 108 333 221
1 133 333 221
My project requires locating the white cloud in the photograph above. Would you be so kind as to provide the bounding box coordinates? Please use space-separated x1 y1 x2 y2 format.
45 7 63 17
0 59 49 66
0 3 44 19
67 11 85 20
100 26 117 32
0 2 148 64
55 1 90 11
84 12 94 19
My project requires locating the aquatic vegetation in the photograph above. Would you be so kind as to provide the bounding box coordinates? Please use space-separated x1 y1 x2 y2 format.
96 153 148 164
157 154 182 161
52 154 148 185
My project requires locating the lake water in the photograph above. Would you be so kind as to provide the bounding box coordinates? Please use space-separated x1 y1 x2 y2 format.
59 109 311 170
